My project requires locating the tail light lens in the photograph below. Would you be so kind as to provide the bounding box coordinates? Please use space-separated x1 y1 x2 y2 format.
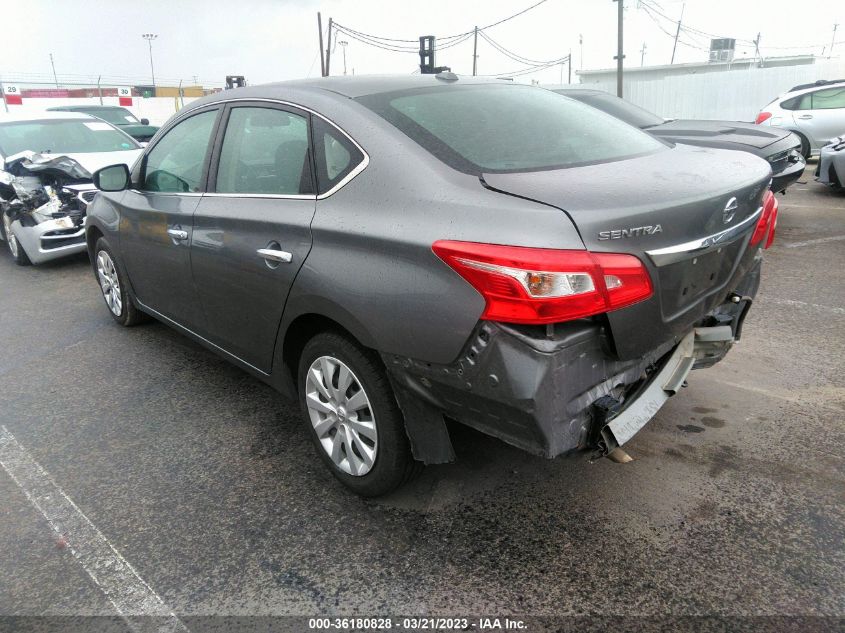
750 190 778 248
755 111 772 124
432 241 653 325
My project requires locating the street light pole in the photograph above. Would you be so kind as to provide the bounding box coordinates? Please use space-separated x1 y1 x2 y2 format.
142 33 158 92
49 53 59 88
339 40 348 75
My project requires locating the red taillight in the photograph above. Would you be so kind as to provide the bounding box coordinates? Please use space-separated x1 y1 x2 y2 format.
750 190 778 248
755 111 772 124
432 241 653 325
765 195 778 249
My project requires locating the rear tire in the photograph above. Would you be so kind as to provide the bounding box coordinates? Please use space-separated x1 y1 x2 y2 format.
2 214 31 266
297 331 422 497
93 237 149 326
795 132 811 160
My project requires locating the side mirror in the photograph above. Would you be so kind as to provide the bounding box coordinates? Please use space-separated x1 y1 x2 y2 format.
93 164 131 192
140 118 150 125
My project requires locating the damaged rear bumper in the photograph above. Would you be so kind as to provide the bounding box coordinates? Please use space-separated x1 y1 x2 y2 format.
385 284 755 463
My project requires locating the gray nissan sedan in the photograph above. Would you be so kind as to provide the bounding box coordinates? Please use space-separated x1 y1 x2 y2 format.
86 75 777 496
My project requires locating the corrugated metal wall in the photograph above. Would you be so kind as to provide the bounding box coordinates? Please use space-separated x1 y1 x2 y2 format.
562 60 845 121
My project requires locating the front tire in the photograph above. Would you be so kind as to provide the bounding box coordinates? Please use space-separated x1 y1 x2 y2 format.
298 331 422 496
2 214 32 266
93 237 148 326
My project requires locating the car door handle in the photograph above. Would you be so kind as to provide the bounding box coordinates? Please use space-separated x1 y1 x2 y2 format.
167 228 189 240
797 114 813 120
257 248 292 263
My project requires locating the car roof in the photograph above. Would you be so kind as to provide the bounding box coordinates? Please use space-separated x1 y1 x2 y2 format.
47 105 127 111
780 80 845 100
196 74 518 104
0 111 103 123
787 79 845 93
550 88 609 97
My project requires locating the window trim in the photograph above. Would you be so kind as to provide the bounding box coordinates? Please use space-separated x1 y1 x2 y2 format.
205 97 368 200
134 105 222 196
133 98 368 199
206 101 317 200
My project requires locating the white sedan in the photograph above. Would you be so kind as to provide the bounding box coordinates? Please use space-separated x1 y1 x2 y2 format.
0 112 143 265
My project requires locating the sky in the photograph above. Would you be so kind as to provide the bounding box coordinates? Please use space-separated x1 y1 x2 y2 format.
1 0 843 88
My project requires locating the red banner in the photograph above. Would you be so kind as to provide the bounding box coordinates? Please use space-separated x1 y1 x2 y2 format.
4 94 22 105
119 96 133 107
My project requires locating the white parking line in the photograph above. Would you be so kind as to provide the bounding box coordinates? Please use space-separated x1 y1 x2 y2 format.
783 235 845 248
768 298 845 316
0 426 187 633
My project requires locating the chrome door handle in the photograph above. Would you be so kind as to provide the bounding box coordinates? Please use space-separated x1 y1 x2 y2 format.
797 114 813 120
257 248 292 263
167 228 188 240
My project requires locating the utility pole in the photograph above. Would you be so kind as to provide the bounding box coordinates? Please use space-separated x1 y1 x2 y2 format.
568 49 572 83
49 53 59 88
613 0 624 98
753 32 762 67
831 23 839 59
670 3 684 64
318 12 326 76
339 40 348 75
325 18 333 76
472 26 478 76
142 34 158 90
579 33 584 71
640 42 647 66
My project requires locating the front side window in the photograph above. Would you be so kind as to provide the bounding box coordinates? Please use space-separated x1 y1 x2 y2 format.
358 84 665 174
215 107 312 195
143 109 217 193
312 117 364 195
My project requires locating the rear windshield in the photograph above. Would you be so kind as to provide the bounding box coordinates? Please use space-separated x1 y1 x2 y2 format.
557 91 665 129
357 84 665 174
85 108 141 125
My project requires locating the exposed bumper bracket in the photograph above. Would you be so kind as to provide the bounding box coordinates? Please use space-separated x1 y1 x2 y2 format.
601 326 733 450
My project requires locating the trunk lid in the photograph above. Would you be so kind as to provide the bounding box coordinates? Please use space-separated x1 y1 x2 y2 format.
647 119 794 151
482 144 771 359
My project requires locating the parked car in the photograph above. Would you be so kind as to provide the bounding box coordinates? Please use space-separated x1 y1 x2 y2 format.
755 79 845 159
554 88 804 193
816 134 845 191
86 76 777 496
0 112 142 265
47 105 159 142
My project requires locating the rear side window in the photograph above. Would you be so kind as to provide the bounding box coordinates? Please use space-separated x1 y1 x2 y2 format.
358 84 665 174
215 107 313 195
809 87 845 110
144 109 217 192
312 117 364 195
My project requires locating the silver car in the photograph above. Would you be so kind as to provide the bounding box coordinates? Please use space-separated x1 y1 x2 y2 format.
755 80 845 158
816 135 845 190
0 112 142 265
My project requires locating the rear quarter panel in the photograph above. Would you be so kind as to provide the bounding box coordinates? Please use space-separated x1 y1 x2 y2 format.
276 97 587 365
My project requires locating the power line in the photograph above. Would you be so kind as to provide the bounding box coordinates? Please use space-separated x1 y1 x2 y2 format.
479 31 561 65
331 0 551 48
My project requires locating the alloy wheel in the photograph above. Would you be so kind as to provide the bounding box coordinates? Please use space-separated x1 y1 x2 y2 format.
96 250 123 316
304 355 378 476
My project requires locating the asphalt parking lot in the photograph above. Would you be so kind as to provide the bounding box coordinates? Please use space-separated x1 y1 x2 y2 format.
1 162 843 630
